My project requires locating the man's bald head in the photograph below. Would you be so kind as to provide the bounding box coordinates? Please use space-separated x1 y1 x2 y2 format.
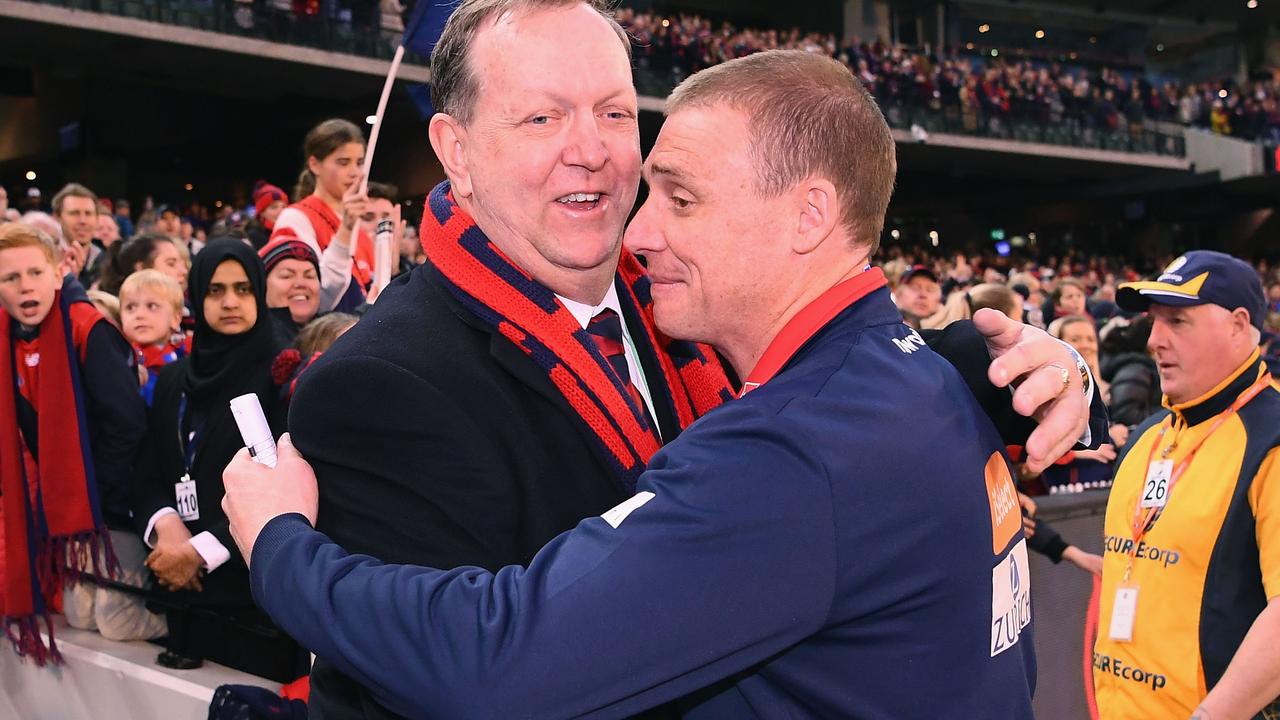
431 0 631 126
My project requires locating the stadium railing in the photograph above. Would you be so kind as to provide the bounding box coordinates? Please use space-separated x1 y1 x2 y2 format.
21 0 427 63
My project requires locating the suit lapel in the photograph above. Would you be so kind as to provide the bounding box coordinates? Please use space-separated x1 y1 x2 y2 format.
429 266 630 490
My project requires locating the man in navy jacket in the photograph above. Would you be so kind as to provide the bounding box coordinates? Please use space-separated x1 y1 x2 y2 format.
225 49 1051 718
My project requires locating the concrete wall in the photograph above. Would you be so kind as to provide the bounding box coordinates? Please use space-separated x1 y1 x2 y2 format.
1184 128 1265 181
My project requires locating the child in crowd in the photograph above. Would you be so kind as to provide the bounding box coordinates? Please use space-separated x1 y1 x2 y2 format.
0 223 159 664
271 312 358 402
119 269 188 406
87 289 121 328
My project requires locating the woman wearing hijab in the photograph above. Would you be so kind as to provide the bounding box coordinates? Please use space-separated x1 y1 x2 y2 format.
132 237 303 682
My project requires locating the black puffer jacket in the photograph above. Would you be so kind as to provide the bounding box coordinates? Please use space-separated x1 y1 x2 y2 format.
1102 351 1162 426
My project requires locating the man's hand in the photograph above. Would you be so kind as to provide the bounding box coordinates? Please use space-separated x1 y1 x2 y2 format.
973 308 1090 474
221 433 319 569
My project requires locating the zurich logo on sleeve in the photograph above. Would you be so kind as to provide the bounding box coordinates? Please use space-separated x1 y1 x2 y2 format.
991 539 1031 657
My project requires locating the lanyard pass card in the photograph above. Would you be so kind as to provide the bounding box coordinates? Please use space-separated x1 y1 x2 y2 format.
175 473 200 521
1140 459 1173 509
1109 583 1139 642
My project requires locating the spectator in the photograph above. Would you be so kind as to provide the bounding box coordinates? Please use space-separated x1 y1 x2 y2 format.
114 199 135 239
259 232 321 344
100 233 190 296
273 118 375 313
0 184 7 218
96 213 121 248
1050 314 1106 399
1047 277 1088 320
1032 315 1118 494
271 311 358 402
361 181 408 285
87 289 121 327
1099 315 1161 426
53 183 100 282
1018 492 1104 575
969 282 1023 320
154 205 182 238
132 238 302 681
398 222 423 269
119 269 187 406
22 187 42 213
245 181 288 250
895 264 941 329
0 223 156 662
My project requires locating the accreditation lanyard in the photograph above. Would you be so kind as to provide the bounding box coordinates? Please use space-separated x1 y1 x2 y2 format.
175 393 205 476
1124 372 1274 581
739 267 886 397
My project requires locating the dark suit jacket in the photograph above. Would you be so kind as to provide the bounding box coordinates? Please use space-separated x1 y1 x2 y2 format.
288 262 1105 719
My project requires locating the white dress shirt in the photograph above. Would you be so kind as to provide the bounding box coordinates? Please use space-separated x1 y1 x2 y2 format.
557 284 661 439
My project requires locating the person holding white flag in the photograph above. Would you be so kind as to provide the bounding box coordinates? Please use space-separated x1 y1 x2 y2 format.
271 119 377 313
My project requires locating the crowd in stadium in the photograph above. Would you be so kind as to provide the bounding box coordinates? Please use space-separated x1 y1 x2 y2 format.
4 153 1277 688
6 0 1280 717
618 7 1280 141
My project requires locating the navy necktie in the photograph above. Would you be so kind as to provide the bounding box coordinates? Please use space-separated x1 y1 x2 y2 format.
586 308 656 432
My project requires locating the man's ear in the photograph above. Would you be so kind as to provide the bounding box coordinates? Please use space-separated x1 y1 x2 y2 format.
1232 307 1254 337
793 178 839 255
428 114 474 198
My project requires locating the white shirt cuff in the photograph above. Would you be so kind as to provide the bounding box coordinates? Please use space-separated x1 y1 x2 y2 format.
144 507 179 548
188 531 232 572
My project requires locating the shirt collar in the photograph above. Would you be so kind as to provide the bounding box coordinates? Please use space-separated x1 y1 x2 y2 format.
1165 348 1266 426
556 283 622 331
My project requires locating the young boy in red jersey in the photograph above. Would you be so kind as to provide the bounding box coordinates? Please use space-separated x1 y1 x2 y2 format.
120 269 188 407
0 223 156 664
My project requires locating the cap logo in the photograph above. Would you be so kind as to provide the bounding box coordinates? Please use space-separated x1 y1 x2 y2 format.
1159 256 1188 283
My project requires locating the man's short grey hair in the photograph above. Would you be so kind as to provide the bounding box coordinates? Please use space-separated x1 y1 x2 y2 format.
431 0 631 126
667 50 897 255
20 211 65 244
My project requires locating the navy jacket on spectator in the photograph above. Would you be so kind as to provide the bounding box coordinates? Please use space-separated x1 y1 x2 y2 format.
253 284 1037 719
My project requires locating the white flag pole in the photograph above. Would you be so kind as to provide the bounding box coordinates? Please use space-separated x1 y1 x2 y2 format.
360 43 406 196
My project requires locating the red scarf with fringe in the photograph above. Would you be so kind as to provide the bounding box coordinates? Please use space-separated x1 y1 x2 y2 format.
0 290 114 665
421 182 733 492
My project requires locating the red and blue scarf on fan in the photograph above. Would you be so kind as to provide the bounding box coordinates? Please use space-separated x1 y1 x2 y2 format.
136 336 190 406
0 289 114 665
421 182 733 492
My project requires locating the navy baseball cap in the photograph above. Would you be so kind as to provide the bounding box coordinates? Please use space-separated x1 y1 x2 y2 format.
900 265 938 284
1117 251 1266 331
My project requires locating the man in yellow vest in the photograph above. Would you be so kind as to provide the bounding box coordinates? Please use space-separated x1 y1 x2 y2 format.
1096 250 1279 720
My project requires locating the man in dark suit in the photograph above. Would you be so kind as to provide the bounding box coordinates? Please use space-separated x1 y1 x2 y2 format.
280 1 1101 717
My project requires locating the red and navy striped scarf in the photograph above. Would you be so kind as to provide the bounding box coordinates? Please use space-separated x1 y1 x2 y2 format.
0 290 115 665
421 182 733 491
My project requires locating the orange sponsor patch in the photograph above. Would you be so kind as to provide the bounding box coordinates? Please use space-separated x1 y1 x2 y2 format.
985 452 1021 554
